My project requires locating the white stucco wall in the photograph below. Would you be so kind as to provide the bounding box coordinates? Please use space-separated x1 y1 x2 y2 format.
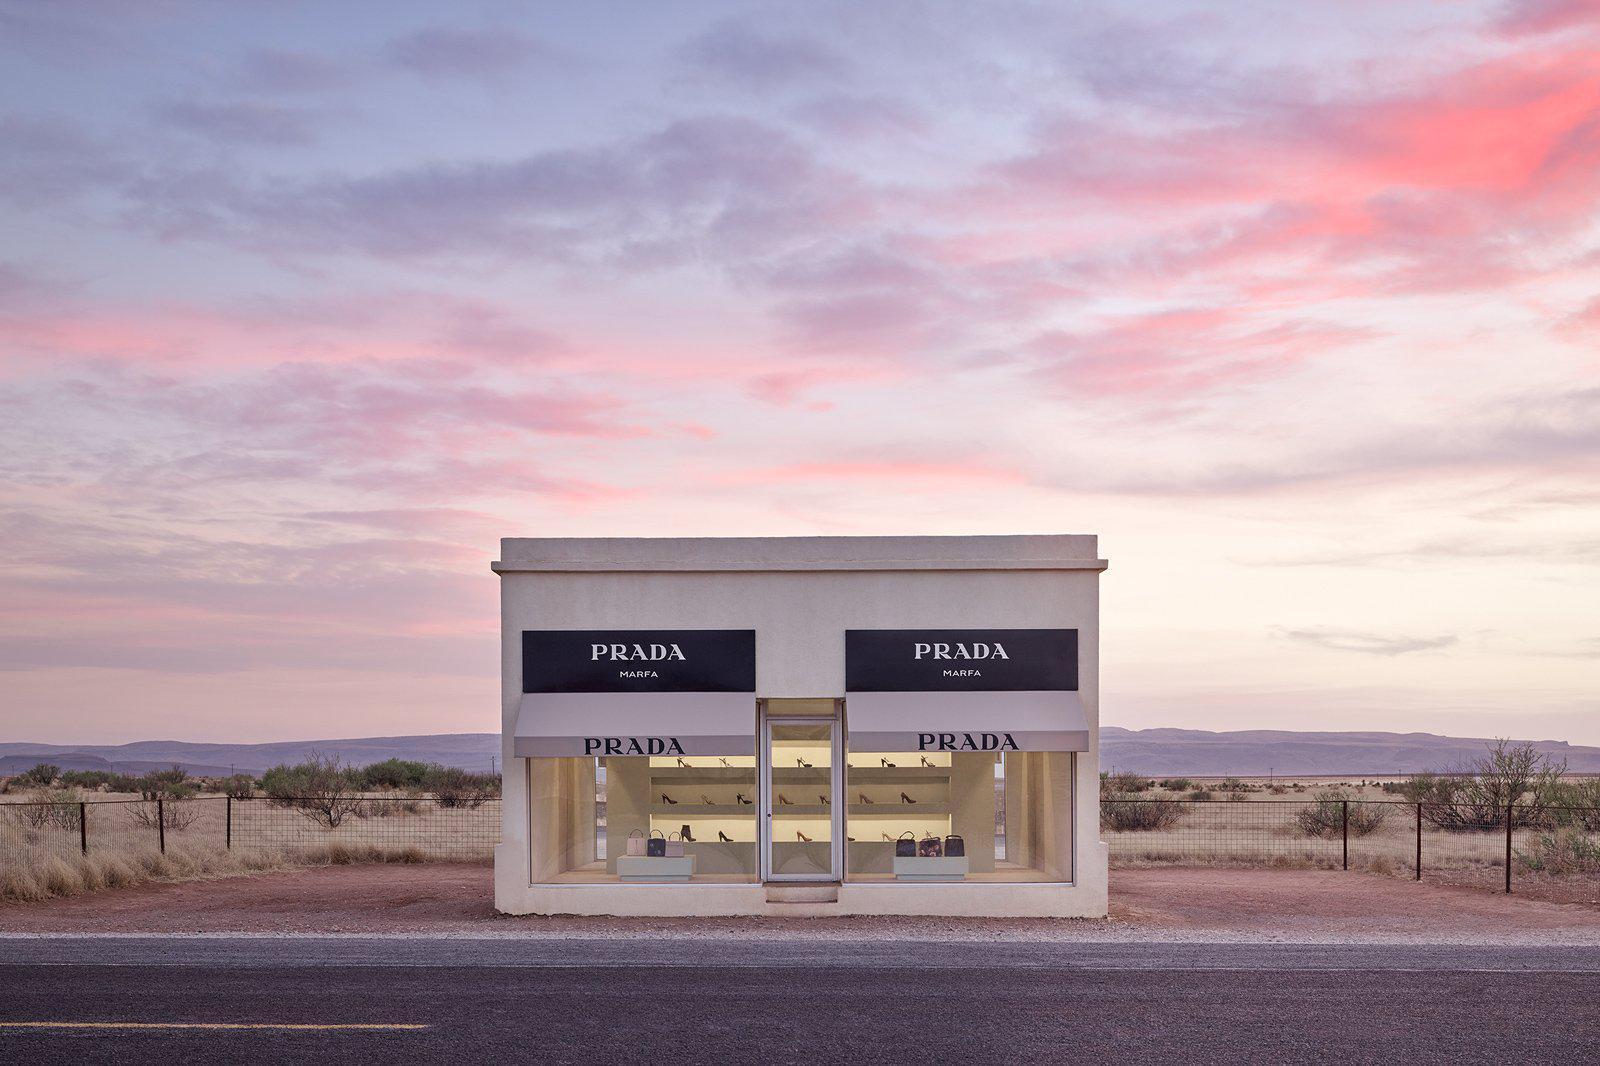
493 535 1108 918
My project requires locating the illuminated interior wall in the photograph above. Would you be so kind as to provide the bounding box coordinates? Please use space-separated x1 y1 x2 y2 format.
527 756 596 882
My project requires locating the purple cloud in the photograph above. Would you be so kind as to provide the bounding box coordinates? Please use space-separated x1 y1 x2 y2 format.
383 26 564 80
155 100 320 146
233 48 353 93
677 21 851 90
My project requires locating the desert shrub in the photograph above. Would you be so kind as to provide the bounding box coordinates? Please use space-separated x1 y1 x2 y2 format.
1295 789 1388 838
1379 780 1409 795
1104 770 1152 794
1158 777 1194 792
261 751 364 828
357 758 433 790
1227 791 1248 802
426 766 499 808
1101 798 1187 831
1547 779 1600 831
1266 784 1288 795
9 787 83 830
125 766 201 831
355 790 425 818
1187 789 1214 801
18 763 60 787
221 774 256 799
1516 828 1600 876
1219 777 1249 793
1401 740 1567 831
60 769 132 791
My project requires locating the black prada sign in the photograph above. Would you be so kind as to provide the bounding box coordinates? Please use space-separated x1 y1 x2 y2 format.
522 630 756 694
845 629 1077 692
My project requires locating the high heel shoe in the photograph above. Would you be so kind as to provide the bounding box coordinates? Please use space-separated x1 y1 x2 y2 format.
796 830 812 842
880 757 896 768
719 758 730 767
718 831 732 843
859 793 874 804
797 757 812 768
881 832 893 842
779 794 793 805
676 757 692 768
820 795 830 805
661 793 678 805
735 793 752 805
900 792 916 804
701 794 714 805
681 824 695 842
920 756 932 768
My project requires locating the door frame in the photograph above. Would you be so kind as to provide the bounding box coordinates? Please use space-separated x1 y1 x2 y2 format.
758 700 844 882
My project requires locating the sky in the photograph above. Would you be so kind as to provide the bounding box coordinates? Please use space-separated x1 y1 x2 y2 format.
1 0 1598 746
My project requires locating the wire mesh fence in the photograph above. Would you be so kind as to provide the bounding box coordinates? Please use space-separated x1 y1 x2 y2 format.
5 794 1595 905
2 795 501 867
230 795 500 861
1103 798 1600 904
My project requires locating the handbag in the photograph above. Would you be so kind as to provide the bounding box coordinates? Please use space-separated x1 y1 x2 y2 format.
626 829 647 857
665 831 685 858
647 829 667 857
918 832 943 858
895 831 917 858
943 833 965 858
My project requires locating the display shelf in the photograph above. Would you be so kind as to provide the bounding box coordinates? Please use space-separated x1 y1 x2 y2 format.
847 804 949 816
770 768 832 782
649 803 756 815
769 804 831 816
846 767 950 783
650 768 757 782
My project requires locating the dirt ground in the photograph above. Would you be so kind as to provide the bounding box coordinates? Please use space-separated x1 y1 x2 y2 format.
0 863 1595 943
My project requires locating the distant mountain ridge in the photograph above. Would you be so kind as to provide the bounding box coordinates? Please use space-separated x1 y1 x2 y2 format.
1099 727 1600 775
0 734 499 776
2 728 1597 777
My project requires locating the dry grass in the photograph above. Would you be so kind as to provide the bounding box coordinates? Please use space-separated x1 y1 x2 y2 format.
0 839 441 904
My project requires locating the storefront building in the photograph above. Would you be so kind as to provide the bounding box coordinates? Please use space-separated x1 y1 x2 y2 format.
493 535 1108 917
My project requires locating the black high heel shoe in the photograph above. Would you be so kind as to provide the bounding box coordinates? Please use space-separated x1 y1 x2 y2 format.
701 794 714 805
719 758 730 767
796 830 812 842
677 757 692 768
900 792 916 804
718 831 733 843
681 824 695 842
796 757 812 768
859 793 874 805
820 795 830 805
661 793 678 805
736 793 752 805
920 756 932 768
880 757 896 767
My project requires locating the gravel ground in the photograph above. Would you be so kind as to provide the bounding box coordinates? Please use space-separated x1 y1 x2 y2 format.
0 864 1595 944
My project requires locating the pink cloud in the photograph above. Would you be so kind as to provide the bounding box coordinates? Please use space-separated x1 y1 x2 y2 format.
1028 309 1375 400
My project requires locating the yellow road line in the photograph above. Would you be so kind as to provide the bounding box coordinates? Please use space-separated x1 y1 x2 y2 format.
0 1021 428 1031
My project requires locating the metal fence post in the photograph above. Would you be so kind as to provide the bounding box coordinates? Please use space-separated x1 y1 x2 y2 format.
79 801 88 856
1341 799 1349 871
226 795 232 850
1505 801 1513 894
1414 802 1422 881
157 797 165 854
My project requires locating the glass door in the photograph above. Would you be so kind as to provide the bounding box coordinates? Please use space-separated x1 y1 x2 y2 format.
762 718 841 881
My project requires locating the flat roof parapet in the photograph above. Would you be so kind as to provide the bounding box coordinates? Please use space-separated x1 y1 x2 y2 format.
492 534 1106 574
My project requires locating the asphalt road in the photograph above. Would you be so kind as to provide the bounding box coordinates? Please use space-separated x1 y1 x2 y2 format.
2 939 1597 1064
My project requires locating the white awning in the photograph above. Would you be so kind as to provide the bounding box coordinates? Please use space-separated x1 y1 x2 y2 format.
513 692 755 758
845 690 1089 752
